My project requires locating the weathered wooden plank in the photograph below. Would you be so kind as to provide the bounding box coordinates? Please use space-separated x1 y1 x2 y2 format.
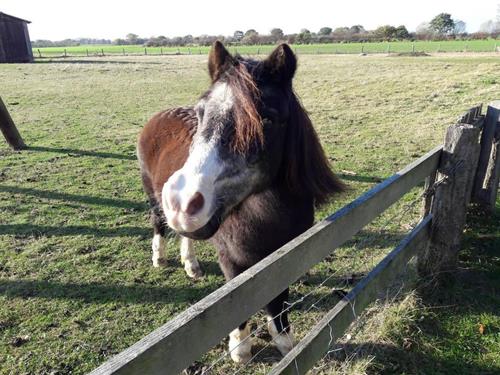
270 215 432 375
0 96 26 150
473 101 500 212
418 121 482 280
458 104 482 126
88 146 442 375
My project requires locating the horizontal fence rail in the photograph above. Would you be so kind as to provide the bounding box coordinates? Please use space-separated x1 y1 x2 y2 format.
89 145 442 375
270 215 433 375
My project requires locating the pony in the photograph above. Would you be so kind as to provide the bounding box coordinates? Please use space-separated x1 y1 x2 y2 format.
137 41 344 363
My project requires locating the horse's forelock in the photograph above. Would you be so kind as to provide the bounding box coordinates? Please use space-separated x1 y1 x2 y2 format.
225 63 263 154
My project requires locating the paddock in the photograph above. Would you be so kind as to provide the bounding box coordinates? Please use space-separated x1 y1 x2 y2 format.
0 54 499 374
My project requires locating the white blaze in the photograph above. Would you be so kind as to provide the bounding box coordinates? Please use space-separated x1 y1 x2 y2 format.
162 82 234 233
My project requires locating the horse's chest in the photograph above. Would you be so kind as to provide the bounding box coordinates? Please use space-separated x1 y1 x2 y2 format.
210 192 314 267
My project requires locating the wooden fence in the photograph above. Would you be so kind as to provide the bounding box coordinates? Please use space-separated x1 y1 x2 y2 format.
87 102 499 375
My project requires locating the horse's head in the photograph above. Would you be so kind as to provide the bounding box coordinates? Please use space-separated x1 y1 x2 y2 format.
163 41 344 239
162 42 297 239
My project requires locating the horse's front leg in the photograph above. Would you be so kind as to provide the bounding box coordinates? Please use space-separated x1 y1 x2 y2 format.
180 236 202 279
219 254 253 363
266 289 294 356
151 204 167 267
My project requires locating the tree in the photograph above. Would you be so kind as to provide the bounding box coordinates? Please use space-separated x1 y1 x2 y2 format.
394 25 410 39
270 28 284 42
126 33 139 44
242 30 259 45
480 20 496 33
374 25 397 40
296 29 312 44
349 25 365 34
430 13 455 35
453 20 466 34
318 27 332 35
244 29 258 37
233 30 244 41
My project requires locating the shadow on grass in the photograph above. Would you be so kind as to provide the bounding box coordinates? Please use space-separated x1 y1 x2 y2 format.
34 59 167 65
28 146 136 160
338 173 385 184
0 185 145 210
0 276 221 304
321 206 500 374
0 224 150 238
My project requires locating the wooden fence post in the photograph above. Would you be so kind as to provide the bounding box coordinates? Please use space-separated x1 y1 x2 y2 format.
472 101 500 212
418 109 482 281
0 97 26 150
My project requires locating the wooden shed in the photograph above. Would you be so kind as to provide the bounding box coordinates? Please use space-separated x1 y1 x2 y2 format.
0 12 33 63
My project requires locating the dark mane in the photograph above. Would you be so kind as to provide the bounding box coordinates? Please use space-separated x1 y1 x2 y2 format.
219 55 344 204
280 93 345 205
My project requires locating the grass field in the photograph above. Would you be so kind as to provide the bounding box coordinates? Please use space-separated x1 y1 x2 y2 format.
0 53 499 374
33 39 500 57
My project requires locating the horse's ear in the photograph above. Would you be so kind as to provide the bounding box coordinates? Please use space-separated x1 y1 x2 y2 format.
208 41 235 82
264 43 297 84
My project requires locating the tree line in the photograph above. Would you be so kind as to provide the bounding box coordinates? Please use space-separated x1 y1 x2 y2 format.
32 13 500 48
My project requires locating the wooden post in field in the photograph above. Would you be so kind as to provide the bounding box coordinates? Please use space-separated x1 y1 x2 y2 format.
472 101 500 212
418 107 482 282
64 48 67 57
38 48 41 58
0 97 26 150
101 48 104 56
86 49 89 57
144 48 147 55
123 48 125 56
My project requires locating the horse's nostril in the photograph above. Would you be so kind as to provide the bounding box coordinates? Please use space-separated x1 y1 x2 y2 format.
185 192 205 216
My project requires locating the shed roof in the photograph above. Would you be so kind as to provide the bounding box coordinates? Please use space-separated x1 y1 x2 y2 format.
0 12 31 24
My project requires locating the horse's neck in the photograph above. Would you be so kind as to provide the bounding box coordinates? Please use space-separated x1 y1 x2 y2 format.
211 185 314 260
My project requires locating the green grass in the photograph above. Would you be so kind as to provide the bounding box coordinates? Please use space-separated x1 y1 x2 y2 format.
33 39 500 57
318 203 500 374
0 53 499 374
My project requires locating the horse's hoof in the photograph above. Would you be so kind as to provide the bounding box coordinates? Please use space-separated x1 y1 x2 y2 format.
267 319 294 356
229 326 253 364
184 263 203 279
152 257 167 268
230 349 252 364
274 333 294 356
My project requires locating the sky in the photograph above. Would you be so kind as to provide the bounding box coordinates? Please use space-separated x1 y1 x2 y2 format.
2 0 498 40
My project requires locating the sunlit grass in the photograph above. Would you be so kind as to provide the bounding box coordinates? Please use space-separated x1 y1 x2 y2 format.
0 53 498 374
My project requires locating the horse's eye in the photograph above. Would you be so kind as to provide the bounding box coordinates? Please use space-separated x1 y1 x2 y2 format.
220 135 229 146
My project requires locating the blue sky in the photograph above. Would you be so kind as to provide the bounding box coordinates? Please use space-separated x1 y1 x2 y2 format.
2 0 498 40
